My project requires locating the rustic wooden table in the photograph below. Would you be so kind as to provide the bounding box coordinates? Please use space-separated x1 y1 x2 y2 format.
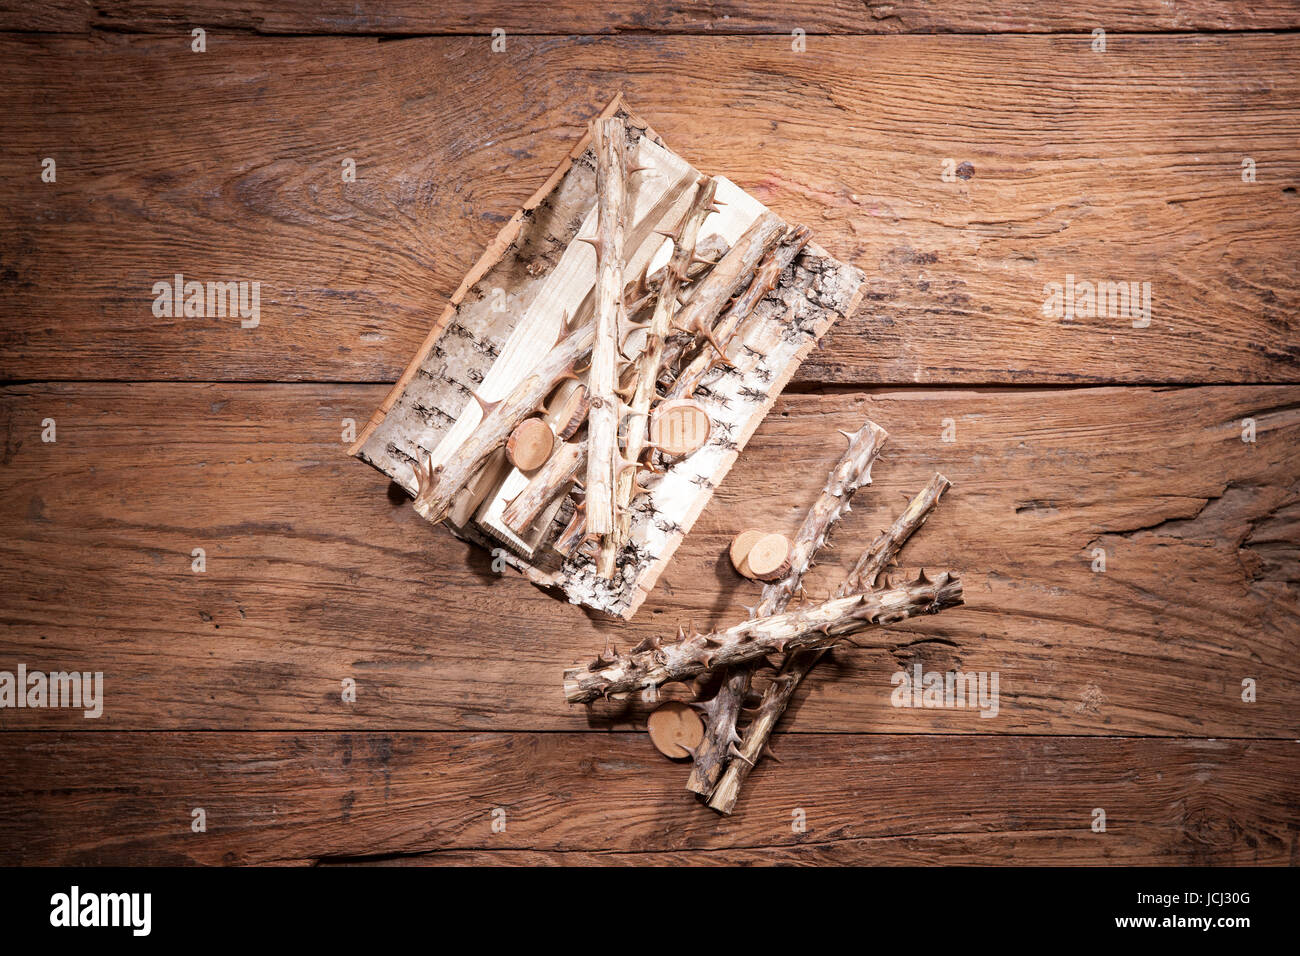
1 2 1296 865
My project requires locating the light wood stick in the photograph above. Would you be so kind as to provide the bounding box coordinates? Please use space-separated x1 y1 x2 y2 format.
686 420 888 795
669 223 811 401
707 473 952 815
586 117 629 576
563 572 963 704
501 441 585 536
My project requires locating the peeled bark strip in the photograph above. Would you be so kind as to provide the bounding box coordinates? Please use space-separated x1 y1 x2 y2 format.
563 573 963 704
586 117 629 576
611 177 719 563
707 473 953 815
501 441 585 535
686 420 888 795
411 323 594 523
669 224 812 402
658 212 787 383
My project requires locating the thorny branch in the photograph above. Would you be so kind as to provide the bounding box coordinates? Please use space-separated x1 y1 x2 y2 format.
707 473 953 815
686 419 888 795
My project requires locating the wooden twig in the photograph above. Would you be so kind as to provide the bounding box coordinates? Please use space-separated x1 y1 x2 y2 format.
586 116 629 577
563 573 963 704
411 321 593 523
847 473 952 591
668 224 812 402
609 177 719 567
501 441 585 535
686 420 888 795
707 473 952 815
625 234 730 318
658 211 787 384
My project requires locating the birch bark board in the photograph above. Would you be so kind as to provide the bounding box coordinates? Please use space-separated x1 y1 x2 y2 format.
351 95 865 618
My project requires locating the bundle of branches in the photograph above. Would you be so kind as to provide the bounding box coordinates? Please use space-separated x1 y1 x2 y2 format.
563 418 961 814
413 112 810 589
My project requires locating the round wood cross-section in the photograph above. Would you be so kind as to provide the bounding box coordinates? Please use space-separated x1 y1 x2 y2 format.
647 701 705 760
746 532 792 581
649 399 711 458
506 417 555 471
729 528 766 578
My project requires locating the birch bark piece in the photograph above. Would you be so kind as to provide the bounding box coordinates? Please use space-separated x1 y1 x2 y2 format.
746 533 791 581
729 529 765 577
505 418 555 472
649 399 711 458
647 701 705 760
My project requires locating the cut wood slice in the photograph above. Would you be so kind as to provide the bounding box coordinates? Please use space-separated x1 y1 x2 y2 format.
506 418 556 472
729 528 766 578
646 701 705 760
546 379 589 441
746 532 792 581
649 398 711 458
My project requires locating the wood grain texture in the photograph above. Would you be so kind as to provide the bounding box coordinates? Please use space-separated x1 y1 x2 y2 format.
0 732 1293 865
61 1 1300 35
2 34 1297 384
1 382 1294 735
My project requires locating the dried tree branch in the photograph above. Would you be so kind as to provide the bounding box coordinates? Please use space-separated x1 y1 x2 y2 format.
668 224 811 402
686 420 888 795
657 211 787 384
585 117 630 578
707 473 953 815
563 573 963 704
625 235 730 318
847 473 952 592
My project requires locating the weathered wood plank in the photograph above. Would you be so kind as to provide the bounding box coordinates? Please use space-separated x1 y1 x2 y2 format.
1 383 1295 734
0 3 88 33
0 732 1292 865
56 0 1300 35
2 34 1296 383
